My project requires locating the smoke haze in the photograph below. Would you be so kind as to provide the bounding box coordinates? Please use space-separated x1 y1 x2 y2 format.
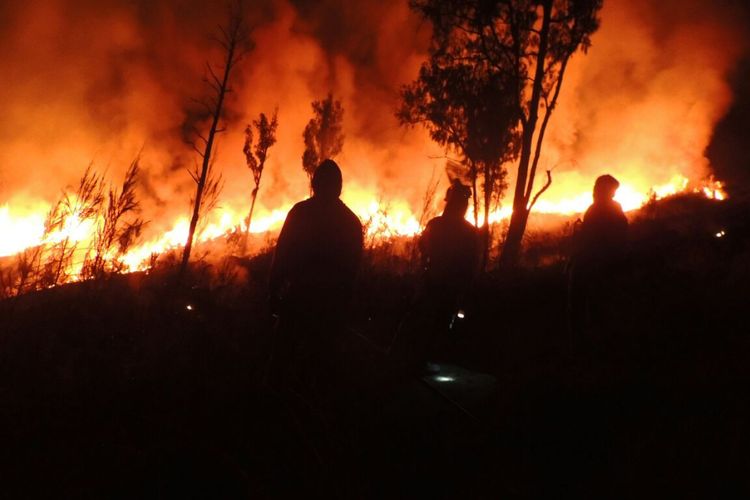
0 0 748 240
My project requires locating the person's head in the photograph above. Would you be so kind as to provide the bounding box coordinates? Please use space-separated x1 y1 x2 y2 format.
593 174 620 202
443 179 471 218
311 159 343 199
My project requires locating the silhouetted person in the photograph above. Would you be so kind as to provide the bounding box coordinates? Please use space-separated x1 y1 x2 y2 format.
420 180 480 300
568 174 629 337
268 159 363 389
401 180 479 371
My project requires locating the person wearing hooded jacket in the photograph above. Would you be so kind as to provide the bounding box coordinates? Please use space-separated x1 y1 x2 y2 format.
402 180 480 372
267 159 363 388
568 174 629 336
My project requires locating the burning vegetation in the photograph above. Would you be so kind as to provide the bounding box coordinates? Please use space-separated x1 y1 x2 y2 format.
0 0 744 295
3 2 750 497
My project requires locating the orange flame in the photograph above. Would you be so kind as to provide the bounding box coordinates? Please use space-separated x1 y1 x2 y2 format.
0 174 727 283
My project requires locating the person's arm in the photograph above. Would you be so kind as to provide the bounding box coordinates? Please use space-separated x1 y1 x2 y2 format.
618 207 629 232
576 206 596 257
471 227 482 278
614 205 630 256
342 215 364 294
354 220 364 267
269 206 298 308
418 221 433 269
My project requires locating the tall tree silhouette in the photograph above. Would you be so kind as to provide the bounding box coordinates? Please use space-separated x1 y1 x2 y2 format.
407 0 602 266
399 59 519 265
180 4 251 280
302 93 344 185
241 109 278 254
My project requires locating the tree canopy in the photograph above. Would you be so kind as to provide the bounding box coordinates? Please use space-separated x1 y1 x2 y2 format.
302 93 344 182
406 0 603 265
399 54 519 232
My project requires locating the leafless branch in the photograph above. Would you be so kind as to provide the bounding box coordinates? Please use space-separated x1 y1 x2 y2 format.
528 170 552 211
188 141 205 158
189 97 214 115
524 54 569 202
205 61 223 89
186 161 201 184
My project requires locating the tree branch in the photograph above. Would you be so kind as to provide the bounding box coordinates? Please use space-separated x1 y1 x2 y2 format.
205 62 223 90
185 164 200 185
188 142 205 158
528 170 552 211
190 97 214 115
524 54 569 201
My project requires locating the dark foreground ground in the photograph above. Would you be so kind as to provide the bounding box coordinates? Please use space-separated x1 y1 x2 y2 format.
1 195 749 498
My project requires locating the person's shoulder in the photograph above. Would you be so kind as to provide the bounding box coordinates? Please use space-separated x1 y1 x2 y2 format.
611 201 628 224
295 198 316 209
459 218 477 231
423 216 452 236
282 199 315 227
338 200 363 229
604 200 627 219
288 198 315 215
424 216 442 229
453 217 477 236
582 203 598 222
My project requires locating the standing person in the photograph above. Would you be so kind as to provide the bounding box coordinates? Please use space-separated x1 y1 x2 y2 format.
568 174 629 337
268 159 364 389
406 180 480 372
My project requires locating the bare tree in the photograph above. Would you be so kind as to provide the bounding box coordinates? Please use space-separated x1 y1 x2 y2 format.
409 168 441 267
43 165 105 287
82 158 145 280
1 161 145 295
11 246 43 296
190 154 225 237
241 109 279 253
417 167 442 230
302 93 344 184
180 4 251 280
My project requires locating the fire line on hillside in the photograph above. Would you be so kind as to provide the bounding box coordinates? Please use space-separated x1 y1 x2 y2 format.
0 173 726 282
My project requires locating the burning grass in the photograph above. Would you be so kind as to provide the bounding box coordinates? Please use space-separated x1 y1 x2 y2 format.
0 154 730 300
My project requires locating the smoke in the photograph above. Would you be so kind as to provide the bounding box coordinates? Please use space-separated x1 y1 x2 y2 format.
541 0 750 199
707 56 750 195
0 0 748 240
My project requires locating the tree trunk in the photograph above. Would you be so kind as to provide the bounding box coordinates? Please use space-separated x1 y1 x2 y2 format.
471 167 479 229
241 185 259 255
179 36 237 280
502 206 530 267
500 0 552 268
481 161 492 269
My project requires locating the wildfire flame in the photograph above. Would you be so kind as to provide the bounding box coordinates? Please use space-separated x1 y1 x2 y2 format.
0 0 740 292
0 174 727 282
